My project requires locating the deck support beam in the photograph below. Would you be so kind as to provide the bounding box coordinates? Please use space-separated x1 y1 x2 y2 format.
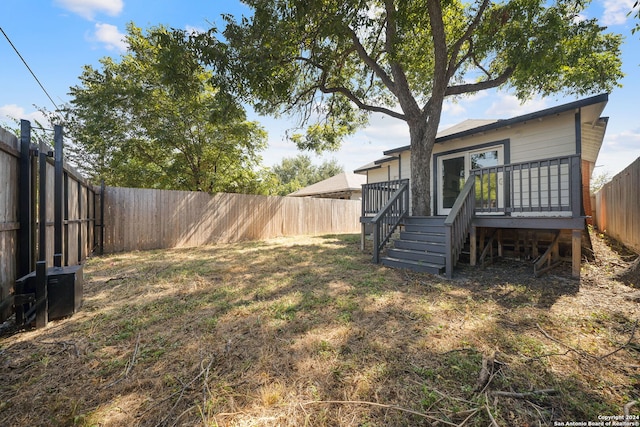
470 226 477 266
572 229 581 279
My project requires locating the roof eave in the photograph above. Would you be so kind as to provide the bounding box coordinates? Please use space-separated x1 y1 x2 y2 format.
383 93 609 156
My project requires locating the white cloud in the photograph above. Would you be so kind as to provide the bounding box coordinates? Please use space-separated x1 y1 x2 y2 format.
442 101 467 116
590 128 640 177
55 0 123 20
185 25 206 35
0 104 49 128
93 22 128 52
485 94 548 117
600 0 636 26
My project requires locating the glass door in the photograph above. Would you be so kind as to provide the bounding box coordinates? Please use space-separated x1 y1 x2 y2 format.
437 146 504 216
438 154 466 216
470 148 504 213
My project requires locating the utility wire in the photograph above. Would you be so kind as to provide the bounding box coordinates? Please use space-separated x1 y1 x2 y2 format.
1 26 60 111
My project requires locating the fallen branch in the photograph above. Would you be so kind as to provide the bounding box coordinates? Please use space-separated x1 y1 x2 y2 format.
302 400 459 426
124 333 141 377
491 389 558 399
103 333 141 389
598 319 638 360
624 400 638 418
105 275 136 283
485 393 500 427
536 323 594 359
474 353 495 392
152 355 217 427
40 340 80 357
441 348 479 355
524 350 571 362
457 408 480 427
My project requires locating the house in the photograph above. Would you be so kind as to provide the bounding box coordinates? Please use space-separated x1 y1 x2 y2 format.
289 172 366 200
355 93 609 278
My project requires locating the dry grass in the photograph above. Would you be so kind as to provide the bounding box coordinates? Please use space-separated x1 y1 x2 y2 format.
1 231 639 426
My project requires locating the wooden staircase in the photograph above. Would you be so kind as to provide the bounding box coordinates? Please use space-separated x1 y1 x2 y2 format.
381 217 447 275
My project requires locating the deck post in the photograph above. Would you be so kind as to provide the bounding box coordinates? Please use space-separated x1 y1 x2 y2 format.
572 229 581 278
470 226 477 266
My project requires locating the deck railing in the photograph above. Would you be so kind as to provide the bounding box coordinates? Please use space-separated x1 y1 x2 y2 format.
471 154 582 216
371 181 409 263
444 177 476 278
362 179 410 217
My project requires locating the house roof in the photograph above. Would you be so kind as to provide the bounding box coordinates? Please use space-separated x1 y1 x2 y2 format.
289 172 367 197
382 93 609 156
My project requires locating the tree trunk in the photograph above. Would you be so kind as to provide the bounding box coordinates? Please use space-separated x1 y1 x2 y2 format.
409 100 444 217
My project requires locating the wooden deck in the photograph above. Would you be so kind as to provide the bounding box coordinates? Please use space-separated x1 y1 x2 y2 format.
361 154 586 278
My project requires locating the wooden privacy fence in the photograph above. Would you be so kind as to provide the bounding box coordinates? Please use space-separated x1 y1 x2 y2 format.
1 122 360 322
0 122 99 322
595 157 640 254
103 187 361 253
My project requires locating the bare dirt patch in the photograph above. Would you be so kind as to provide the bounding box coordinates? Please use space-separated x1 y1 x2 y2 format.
1 231 639 426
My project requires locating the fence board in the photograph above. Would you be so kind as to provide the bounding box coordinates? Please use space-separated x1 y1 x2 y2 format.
0 129 19 320
0 124 98 322
595 157 640 254
103 187 361 253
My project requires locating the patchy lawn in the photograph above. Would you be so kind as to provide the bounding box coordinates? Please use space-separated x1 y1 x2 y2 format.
1 232 639 426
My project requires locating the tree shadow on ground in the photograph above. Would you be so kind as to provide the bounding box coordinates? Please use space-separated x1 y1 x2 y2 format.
0 233 637 426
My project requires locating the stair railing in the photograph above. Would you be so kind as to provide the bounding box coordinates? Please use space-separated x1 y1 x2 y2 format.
371 181 409 263
444 177 476 278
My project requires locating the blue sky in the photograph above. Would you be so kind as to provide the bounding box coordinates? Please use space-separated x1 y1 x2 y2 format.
1 0 638 179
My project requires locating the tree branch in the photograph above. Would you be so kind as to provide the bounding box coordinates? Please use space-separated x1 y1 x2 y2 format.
445 67 514 96
346 27 398 96
384 0 421 116
317 82 406 120
447 0 492 79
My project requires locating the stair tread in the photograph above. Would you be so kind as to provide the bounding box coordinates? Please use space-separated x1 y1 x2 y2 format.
381 257 445 274
383 256 444 267
388 247 445 257
401 231 445 236
398 239 444 245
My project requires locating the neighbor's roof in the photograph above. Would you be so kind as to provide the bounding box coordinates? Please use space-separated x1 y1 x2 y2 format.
289 172 367 197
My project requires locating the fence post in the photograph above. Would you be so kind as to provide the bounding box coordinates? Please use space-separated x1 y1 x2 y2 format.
18 120 33 277
35 141 50 328
100 180 105 255
53 125 63 268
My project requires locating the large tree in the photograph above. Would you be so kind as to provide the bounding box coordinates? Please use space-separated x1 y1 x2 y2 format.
205 0 623 215
63 24 268 193
271 154 343 195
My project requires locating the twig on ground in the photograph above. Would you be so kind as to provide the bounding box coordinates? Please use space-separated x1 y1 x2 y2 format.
103 333 141 389
124 333 141 377
598 320 638 360
457 408 480 427
524 350 571 362
201 357 213 425
302 400 459 426
536 323 594 359
474 352 495 392
485 393 500 427
491 389 558 399
152 355 217 427
105 275 135 283
429 387 477 405
441 348 479 355
39 340 80 357
624 400 638 418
